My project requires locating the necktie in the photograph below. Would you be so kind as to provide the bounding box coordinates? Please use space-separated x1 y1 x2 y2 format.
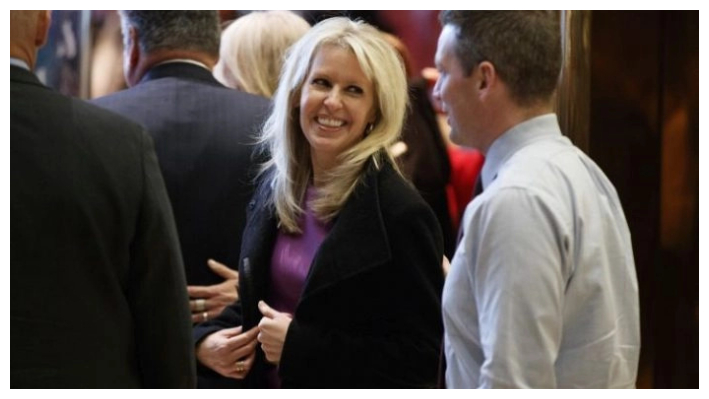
472 175 484 198
456 177 484 245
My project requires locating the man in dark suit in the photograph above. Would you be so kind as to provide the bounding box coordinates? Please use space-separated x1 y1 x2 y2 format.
92 11 270 329
11 10 195 388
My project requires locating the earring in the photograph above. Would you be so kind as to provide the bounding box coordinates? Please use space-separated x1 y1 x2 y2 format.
365 123 374 135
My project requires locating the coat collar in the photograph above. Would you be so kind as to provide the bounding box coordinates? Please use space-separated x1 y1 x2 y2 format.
300 160 392 301
239 189 278 328
244 160 394 306
139 62 223 87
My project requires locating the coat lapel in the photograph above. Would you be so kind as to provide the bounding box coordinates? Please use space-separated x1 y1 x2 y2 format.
300 162 392 302
239 185 278 328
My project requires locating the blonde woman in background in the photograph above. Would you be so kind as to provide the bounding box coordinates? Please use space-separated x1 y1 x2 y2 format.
214 11 310 97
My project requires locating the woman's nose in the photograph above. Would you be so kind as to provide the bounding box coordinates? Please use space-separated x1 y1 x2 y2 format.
323 89 343 110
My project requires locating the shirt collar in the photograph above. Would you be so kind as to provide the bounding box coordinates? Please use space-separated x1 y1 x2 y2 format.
481 113 561 189
154 58 210 70
10 57 30 71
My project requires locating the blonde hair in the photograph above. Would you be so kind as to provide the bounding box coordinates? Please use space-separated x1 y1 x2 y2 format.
260 17 408 233
214 11 310 97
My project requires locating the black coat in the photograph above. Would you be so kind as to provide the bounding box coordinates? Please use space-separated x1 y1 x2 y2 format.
11 66 195 388
92 63 270 286
195 160 445 388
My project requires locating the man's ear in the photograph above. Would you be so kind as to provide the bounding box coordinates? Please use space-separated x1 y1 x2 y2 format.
127 27 140 71
476 60 497 98
35 10 51 48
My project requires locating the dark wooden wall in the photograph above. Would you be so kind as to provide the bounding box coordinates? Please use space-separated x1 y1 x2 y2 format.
589 10 698 388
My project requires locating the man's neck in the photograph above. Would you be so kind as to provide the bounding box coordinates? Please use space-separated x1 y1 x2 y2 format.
10 46 34 70
501 102 554 133
482 101 554 155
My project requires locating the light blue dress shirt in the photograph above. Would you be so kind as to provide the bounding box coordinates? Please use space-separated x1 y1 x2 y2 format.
443 114 640 388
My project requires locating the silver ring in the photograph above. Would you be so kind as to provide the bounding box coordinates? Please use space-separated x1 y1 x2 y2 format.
195 298 206 312
202 311 208 322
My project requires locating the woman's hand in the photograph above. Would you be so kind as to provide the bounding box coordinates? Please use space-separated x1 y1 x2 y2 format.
196 326 258 379
257 301 293 365
187 259 239 323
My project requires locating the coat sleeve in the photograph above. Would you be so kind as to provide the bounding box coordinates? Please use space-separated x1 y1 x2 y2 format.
278 203 445 387
127 130 196 388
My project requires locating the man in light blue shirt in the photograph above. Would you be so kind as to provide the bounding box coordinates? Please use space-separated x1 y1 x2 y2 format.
434 11 640 388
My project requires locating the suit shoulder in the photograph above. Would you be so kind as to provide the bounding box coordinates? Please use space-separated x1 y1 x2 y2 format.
220 87 271 111
65 98 152 155
92 81 270 127
73 97 146 137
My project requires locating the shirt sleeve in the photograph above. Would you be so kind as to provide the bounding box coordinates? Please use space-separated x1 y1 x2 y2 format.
467 186 569 388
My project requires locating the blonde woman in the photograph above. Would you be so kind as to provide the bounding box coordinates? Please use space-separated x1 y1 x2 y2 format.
214 11 310 97
194 17 444 388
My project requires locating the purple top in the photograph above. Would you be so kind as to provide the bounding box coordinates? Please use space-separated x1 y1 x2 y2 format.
268 185 332 314
266 185 331 387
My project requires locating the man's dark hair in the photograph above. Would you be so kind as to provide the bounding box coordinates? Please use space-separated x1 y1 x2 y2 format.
120 11 220 57
440 11 561 106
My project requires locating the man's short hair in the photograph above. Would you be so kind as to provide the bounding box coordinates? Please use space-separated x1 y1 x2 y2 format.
440 11 561 106
120 11 220 58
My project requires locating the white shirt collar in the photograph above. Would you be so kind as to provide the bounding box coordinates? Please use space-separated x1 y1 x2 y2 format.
154 58 210 70
482 113 561 189
10 57 30 71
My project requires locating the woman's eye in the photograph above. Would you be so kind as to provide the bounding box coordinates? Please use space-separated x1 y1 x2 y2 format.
312 78 330 87
347 86 363 94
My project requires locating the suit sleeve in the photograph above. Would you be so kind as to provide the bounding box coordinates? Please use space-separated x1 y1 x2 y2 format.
127 130 196 388
279 204 444 387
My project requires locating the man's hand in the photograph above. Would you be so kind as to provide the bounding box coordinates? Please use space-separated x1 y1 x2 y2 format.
196 326 259 379
188 259 239 323
257 301 292 365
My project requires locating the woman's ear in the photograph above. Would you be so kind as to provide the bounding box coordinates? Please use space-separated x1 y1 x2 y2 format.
367 107 378 125
291 89 302 109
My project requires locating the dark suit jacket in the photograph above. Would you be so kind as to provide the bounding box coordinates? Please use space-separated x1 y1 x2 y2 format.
92 62 270 286
194 159 445 388
11 66 195 388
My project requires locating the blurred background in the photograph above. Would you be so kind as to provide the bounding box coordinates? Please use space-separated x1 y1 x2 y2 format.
36 10 698 389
